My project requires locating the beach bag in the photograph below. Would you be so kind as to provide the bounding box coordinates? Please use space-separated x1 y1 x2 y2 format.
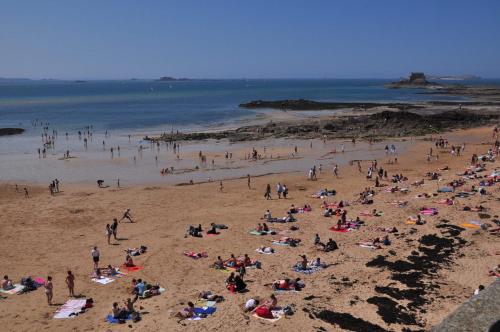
131 312 141 322
255 261 262 269
283 305 294 315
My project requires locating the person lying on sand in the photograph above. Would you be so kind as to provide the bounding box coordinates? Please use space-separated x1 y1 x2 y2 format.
174 301 195 320
359 236 391 248
258 246 274 254
275 236 301 246
198 291 224 303
2 275 14 290
377 227 398 233
125 246 147 256
273 278 303 291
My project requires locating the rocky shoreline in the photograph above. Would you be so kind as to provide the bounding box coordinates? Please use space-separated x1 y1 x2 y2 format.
0 128 25 136
146 110 499 143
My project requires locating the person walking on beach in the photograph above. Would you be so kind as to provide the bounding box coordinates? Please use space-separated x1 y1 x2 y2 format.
333 164 339 177
282 184 288 199
24 187 29 198
219 181 224 192
120 209 134 223
277 183 283 199
264 184 272 200
44 276 53 305
111 218 119 240
91 246 100 269
247 174 251 189
66 271 75 297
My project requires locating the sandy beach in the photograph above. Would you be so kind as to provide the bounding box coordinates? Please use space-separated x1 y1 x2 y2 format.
0 125 498 332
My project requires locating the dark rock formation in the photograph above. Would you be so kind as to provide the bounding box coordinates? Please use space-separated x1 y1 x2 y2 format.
386 72 441 89
0 128 25 136
239 99 419 111
146 110 499 143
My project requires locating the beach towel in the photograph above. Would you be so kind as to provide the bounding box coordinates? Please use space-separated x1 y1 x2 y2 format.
249 230 274 236
106 314 132 324
438 187 453 193
206 232 220 236
187 307 217 320
419 208 438 216
253 309 284 322
272 241 290 246
292 265 323 274
120 265 144 273
53 299 87 319
139 287 166 299
34 277 46 286
256 248 275 255
460 223 481 229
91 277 114 285
184 251 208 259
360 211 383 217
329 227 349 233
195 300 217 308
274 289 300 293
358 244 380 249
0 284 25 295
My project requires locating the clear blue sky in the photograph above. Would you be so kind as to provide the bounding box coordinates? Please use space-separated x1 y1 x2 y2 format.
1 0 499 79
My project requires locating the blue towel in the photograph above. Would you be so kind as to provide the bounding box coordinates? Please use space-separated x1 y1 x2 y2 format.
193 307 217 316
106 314 132 324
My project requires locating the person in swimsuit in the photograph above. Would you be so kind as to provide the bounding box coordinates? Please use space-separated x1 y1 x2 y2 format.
105 224 112 244
120 209 134 223
175 301 195 320
91 246 100 269
66 271 75 297
2 275 13 290
44 276 53 305
111 218 119 240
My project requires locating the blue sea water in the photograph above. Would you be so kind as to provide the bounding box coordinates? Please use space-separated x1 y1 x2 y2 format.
0 78 489 135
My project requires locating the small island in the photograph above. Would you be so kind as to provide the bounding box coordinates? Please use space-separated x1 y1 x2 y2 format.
0 128 25 136
386 72 442 89
156 76 190 82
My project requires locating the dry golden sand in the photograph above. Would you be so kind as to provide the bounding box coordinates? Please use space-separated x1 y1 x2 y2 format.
0 127 499 332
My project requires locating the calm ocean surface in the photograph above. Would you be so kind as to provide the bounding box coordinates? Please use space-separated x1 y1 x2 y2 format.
0 79 490 135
